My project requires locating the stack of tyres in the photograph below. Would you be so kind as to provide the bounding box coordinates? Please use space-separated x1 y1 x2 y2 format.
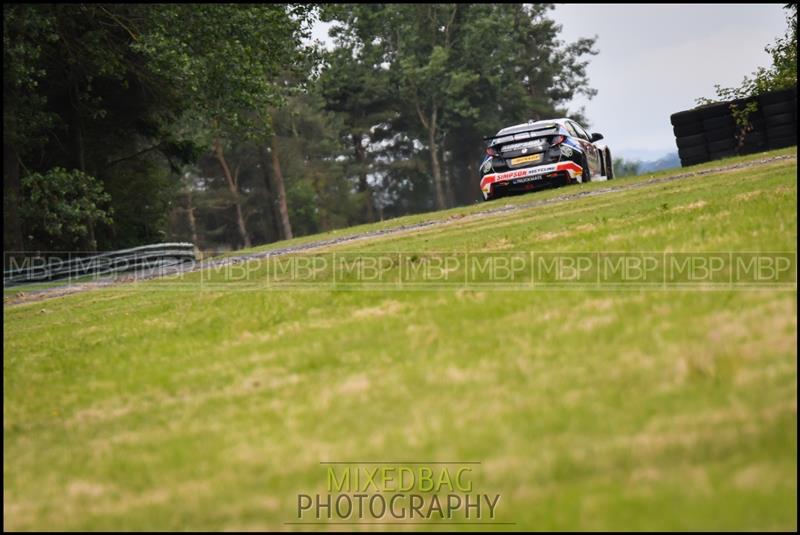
671 109 709 166
700 102 738 161
760 87 796 150
671 85 797 167
737 98 769 156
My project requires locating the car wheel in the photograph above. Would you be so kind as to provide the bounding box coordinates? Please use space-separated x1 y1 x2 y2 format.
605 150 614 179
578 153 590 183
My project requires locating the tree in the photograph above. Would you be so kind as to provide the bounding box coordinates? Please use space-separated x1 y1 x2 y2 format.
323 4 597 208
19 167 113 251
3 4 315 253
3 5 193 251
754 3 797 93
693 4 796 151
134 4 312 248
317 43 396 223
6 4 600 254
612 158 640 178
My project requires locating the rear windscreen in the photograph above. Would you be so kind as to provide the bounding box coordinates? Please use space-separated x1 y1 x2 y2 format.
488 127 559 147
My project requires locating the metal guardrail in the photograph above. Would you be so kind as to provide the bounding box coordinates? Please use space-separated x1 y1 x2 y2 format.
3 243 196 287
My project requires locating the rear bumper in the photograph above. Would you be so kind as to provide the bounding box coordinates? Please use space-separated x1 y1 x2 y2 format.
480 161 583 199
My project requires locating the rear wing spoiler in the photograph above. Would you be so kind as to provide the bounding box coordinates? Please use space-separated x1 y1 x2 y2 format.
483 124 559 145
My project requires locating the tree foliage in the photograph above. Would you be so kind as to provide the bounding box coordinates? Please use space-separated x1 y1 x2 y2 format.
612 158 640 178
3 4 310 253
5 3 600 256
20 167 112 251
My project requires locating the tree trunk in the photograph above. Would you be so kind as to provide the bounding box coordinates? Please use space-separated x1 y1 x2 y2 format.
3 142 25 258
86 221 97 252
414 100 446 210
443 163 455 207
71 84 98 251
269 136 293 240
352 132 375 223
71 83 86 174
257 146 281 242
185 188 200 257
213 138 251 249
441 134 455 207
448 137 480 205
428 125 447 210
466 158 479 203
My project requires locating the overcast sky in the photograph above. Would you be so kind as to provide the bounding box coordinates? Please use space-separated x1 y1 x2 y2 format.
310 4 790 161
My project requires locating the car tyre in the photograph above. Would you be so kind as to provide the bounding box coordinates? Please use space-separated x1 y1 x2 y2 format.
605 150 614 179
765 112 794 128
767 136 797 150
767 124 796 139
678 145 708 160
757 88 795 107
578 153 590 183
708 138 736 152
676 134 706 149
698 102 730 120
670 109 701 126
708 149 737 160
673 122 704 137
704 127 736 142
681 155 710 167
702 115 735 130
762 101 795 115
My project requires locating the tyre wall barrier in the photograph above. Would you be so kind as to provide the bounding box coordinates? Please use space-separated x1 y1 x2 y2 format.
670 86 797 167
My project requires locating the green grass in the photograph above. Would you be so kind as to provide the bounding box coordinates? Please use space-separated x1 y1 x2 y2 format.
3 274 100 298
228 147 798 258
3 149 797 530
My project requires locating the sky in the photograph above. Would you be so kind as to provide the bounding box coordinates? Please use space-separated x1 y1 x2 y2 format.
309 4 790 162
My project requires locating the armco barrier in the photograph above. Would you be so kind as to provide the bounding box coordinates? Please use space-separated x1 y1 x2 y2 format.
3 243 196 287
670 86 797 167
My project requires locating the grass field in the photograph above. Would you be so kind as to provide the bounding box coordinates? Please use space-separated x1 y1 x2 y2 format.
3 149 797 530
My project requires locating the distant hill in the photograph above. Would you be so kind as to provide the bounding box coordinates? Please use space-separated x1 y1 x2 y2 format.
614 151 681 177
637 152 681 173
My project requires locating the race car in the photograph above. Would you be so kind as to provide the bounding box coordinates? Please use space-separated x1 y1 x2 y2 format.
479 118 614 200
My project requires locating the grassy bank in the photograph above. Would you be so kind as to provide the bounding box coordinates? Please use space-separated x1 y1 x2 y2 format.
3 149 797 530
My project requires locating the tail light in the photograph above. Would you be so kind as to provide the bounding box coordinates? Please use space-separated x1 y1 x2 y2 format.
550 135 566 146
486 146 499 157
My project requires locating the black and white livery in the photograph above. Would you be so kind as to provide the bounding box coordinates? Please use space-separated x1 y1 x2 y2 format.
479 118 613 200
